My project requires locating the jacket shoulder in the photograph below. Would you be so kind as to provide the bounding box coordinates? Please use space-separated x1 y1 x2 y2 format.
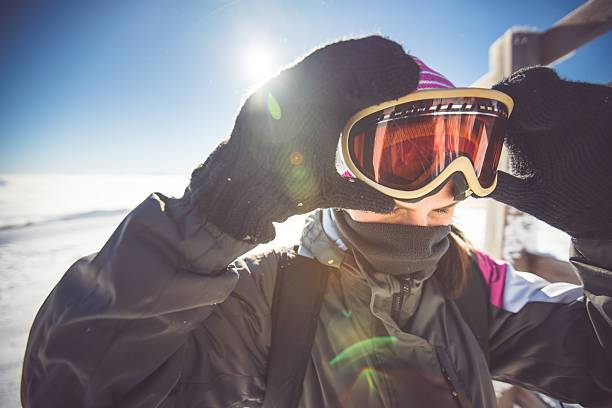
229 246 295 309
469 250 508 309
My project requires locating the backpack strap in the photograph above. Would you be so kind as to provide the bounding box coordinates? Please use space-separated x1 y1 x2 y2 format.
453 257 491 362
263 247 331 408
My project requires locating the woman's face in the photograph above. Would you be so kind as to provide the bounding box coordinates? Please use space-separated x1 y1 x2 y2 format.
346 181 457 226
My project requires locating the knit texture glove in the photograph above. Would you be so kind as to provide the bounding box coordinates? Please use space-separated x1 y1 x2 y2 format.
186 36 420 243
491 67 612 239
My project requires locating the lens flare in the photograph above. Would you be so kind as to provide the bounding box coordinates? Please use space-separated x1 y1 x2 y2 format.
290 151 303 166
267 92 282 120
357 367 385 398
282 163 317 206
330 336 398 366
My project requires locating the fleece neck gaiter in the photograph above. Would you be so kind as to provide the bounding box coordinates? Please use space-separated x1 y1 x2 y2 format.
332 209 450 282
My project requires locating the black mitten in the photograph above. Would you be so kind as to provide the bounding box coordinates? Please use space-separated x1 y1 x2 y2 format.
491 67 612 239
186 36 420 243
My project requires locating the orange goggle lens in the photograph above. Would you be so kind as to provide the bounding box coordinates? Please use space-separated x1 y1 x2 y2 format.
347 97 508 192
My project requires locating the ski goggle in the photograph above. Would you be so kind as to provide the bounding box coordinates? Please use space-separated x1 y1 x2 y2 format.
339 88 514 201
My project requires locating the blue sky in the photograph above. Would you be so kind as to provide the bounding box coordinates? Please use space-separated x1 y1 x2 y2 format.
1 0 610 174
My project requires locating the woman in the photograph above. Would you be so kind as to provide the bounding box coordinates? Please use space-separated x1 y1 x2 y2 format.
21 36 612 407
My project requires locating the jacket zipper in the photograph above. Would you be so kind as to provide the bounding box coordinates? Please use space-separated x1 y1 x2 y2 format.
440 365 463 407
390 277 413 325
390 277 464 407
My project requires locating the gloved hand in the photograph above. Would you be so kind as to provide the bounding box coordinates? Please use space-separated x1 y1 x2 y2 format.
491 67 612 239
185 36 420 243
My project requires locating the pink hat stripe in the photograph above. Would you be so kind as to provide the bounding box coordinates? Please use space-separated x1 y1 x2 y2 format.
411 55 455 90
418 80 454 89
419 77 454 87
419 72 453 83
418 69 447 77
419 72 450 80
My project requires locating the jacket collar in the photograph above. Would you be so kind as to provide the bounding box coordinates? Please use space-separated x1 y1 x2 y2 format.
299 209 426 332
299 208 403 293
298 208 348 268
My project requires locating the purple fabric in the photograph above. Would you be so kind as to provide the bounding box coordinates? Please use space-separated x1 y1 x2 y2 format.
411 56 455 90
475 251 507 309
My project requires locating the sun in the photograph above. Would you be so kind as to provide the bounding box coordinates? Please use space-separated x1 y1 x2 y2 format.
243 46 275 84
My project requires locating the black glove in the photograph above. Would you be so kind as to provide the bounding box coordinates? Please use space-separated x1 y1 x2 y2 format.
185 36 420 243
491 67 612 239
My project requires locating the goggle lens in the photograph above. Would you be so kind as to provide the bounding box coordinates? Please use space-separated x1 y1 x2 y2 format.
348 97 508 192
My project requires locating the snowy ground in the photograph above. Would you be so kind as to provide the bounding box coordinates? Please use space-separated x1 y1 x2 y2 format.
0 212 128 406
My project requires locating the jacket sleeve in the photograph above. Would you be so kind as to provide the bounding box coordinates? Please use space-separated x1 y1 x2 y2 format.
20 193 275 407
478 240 612 407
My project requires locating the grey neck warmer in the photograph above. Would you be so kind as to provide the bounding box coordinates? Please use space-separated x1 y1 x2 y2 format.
332 209 450 282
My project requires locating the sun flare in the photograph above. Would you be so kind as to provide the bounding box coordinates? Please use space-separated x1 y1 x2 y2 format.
243 46 275 83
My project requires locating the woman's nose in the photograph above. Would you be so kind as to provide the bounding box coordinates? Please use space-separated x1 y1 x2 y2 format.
401 210 429 226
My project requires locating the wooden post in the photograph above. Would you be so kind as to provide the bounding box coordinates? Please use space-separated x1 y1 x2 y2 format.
541 0 612 66
472 0 612 261
500 30 541 261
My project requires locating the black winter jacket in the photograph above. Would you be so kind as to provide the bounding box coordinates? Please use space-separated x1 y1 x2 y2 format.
21 198 612 407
